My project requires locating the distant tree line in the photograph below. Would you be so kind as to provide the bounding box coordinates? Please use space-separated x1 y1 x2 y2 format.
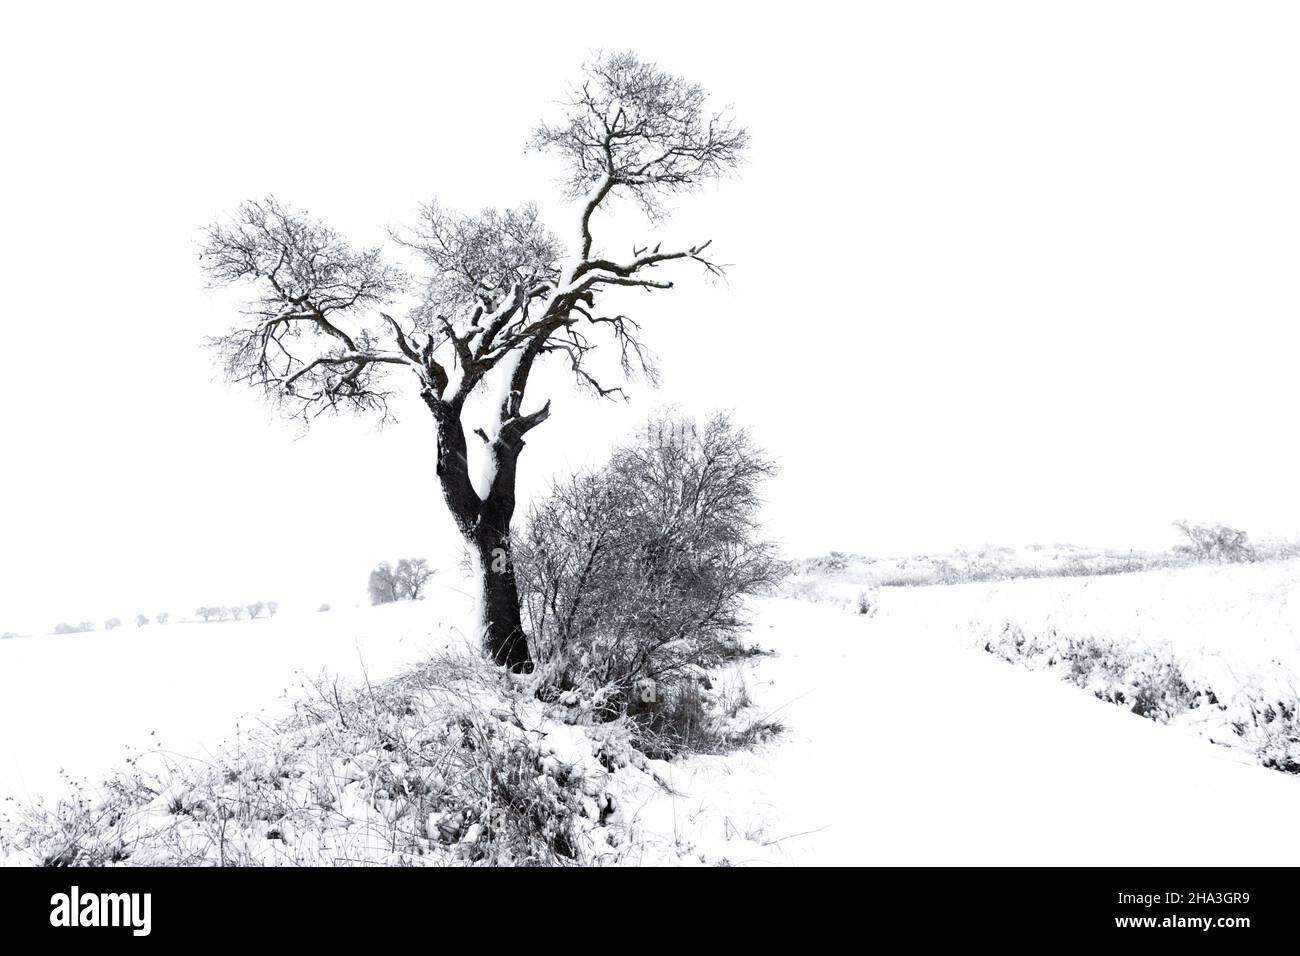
38 603 278 636
195 601 279 623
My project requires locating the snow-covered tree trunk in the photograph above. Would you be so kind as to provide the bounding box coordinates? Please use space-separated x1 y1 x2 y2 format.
431 397 534 672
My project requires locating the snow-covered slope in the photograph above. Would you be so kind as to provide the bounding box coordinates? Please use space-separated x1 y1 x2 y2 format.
4 565 1299 865
0 595 473 804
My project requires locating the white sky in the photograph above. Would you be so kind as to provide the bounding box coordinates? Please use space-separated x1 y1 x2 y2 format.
2 1 1299 632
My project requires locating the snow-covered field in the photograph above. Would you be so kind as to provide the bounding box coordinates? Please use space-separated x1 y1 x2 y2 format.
788 556 1300 701
4 560 1300 865
651 595 1300 865
0 593 475 804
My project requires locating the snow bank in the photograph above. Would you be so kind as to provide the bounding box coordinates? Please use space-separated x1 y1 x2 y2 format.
0 588 476 805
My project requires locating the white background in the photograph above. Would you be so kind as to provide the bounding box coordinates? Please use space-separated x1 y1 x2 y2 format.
2 1 1298 631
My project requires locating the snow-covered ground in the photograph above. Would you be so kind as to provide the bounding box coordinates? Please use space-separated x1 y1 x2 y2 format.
789 557 1300 700
4 562 1300 864
634 594 1300 864
0 592 476 804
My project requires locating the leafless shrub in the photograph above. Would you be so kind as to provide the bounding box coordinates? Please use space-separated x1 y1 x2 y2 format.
1232 695 1300 773
983 624 1207 723
515 411 783 739
1173 521 1256 563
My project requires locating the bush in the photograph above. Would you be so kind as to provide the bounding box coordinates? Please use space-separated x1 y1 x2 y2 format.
1230 695 1300 774
515 411 784 736
1173 521 1255 563
1 653 639 866
368 559 434 605
855 591 878 617
983 624 1205 722
134 614 149 628
104 618 122 631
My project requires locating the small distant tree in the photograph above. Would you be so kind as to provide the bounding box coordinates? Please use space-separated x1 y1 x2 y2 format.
53 623 80 635
104 617 122 631
1174 521 1256 563
135 614 149 628
197 607 217 623
367 563 400 605
317 603 331 613
79 621 94 633
266 601 278 618
227 605 244 621
156 612 170 625
246 601 266 619
398 558 434 600
368 558 435 605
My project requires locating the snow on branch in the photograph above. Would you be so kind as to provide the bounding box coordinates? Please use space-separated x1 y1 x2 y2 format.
200 198 411 424
531 50 749 246
201 55 744 434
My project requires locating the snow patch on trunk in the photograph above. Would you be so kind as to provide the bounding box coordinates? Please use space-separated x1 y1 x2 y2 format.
468 346 525 501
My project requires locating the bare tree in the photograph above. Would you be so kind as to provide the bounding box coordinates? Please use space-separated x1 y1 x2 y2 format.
135 614 149 627
369 558 435 605
400 558 434 600
201 52 747 671
246 601 266 620
156 612 170 625
266 601 278 618
367 562 401 605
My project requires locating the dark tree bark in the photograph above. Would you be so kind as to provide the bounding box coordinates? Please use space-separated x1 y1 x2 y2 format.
430 398 536 671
